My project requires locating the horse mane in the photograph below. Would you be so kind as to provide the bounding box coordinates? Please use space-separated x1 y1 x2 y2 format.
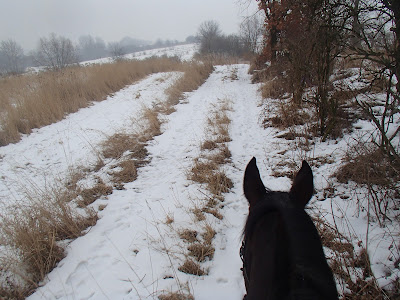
243 191 338 299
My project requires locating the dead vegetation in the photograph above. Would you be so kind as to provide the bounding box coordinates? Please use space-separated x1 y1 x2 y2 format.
0 57 182 146
0 58 216 298
313 215 397 299
0 186 98 298
175 98 233 282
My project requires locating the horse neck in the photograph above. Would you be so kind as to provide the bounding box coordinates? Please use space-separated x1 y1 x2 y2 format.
244 199 338 300
245 210 291 299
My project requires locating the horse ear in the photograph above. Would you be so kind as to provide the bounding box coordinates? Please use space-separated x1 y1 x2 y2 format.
290 160 314 207
243 157 266 207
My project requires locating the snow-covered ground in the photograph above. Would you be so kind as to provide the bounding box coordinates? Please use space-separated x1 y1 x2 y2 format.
80 43 199 67
1 61 398 298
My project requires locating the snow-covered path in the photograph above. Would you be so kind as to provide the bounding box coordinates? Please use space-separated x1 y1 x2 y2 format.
25 64 282 299
0 72 181 208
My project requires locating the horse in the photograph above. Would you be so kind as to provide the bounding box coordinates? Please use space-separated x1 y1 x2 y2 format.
241 157 338 300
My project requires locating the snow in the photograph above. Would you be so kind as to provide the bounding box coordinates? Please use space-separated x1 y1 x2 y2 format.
79 44 199 67
0 60 398 298
0 72 183 207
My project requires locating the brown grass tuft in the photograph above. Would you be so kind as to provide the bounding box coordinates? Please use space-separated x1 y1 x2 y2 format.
79 181 113 207
101 133 146 160
207 170 233 196
202 225 216 245
112 160 138 188
187 243 215 262
188 160 218 184
158 292 194 300
0 188 98 292
179 229 198 243
178 259 206 276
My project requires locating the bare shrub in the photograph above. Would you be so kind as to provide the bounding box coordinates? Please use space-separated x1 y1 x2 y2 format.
335 142 400 186
335 141 400 224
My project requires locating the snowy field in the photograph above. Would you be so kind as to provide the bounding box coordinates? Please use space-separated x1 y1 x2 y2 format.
0 53 398 298
80 43 199 66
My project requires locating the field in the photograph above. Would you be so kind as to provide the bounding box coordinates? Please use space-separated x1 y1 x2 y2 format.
0 44 399 299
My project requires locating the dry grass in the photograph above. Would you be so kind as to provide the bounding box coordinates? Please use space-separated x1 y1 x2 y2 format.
165 62 214 109
187 243 215 262
101 133 147 160
179 230 199 243
312 215 396 299
202 224 216 245
0 58 218 297
188 160 218 184
260 76 289 100
158 292 194 300
0 57 182 146
0 186 98 297
335 142 400 186
178 259 206 276
112 160 138 189
79 180 113 207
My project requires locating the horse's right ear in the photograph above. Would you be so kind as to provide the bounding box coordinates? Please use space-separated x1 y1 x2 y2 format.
290 160 314 207
243 157 266 207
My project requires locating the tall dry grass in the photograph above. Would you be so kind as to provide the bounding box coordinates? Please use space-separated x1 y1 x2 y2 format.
0 57 181 146
0 185 97 298
165 62 214 108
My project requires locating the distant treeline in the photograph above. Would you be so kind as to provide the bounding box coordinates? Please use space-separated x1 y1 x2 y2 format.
0 34 195 75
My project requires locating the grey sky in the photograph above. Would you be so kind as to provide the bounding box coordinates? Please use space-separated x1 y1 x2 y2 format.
0 0 258 51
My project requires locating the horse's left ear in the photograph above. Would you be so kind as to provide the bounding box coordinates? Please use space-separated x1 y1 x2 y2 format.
244 157 266 208
290 161 314 207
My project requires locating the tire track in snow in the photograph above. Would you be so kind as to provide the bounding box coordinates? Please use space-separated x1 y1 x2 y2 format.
29 64 281 300
0 72 181 208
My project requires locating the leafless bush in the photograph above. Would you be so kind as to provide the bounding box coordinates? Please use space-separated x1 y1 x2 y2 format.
335 141 400 224
34 33 78 70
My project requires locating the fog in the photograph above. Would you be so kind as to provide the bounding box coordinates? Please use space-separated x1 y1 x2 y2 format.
0 0 258 51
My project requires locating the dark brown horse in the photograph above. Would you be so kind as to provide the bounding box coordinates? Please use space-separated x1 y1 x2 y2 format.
241 157 338 299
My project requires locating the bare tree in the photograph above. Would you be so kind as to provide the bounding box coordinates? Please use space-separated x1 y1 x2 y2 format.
197 20 222 54
349 0 400 158
108 42 125 61
78 35 106 61
240 13 264 53
34 33 77 70
0 39 25 74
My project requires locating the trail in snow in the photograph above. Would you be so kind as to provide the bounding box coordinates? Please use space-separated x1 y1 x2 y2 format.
0 72 182 208
27 64 282 300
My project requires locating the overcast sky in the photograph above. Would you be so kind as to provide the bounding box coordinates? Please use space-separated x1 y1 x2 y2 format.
0 0 259 51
